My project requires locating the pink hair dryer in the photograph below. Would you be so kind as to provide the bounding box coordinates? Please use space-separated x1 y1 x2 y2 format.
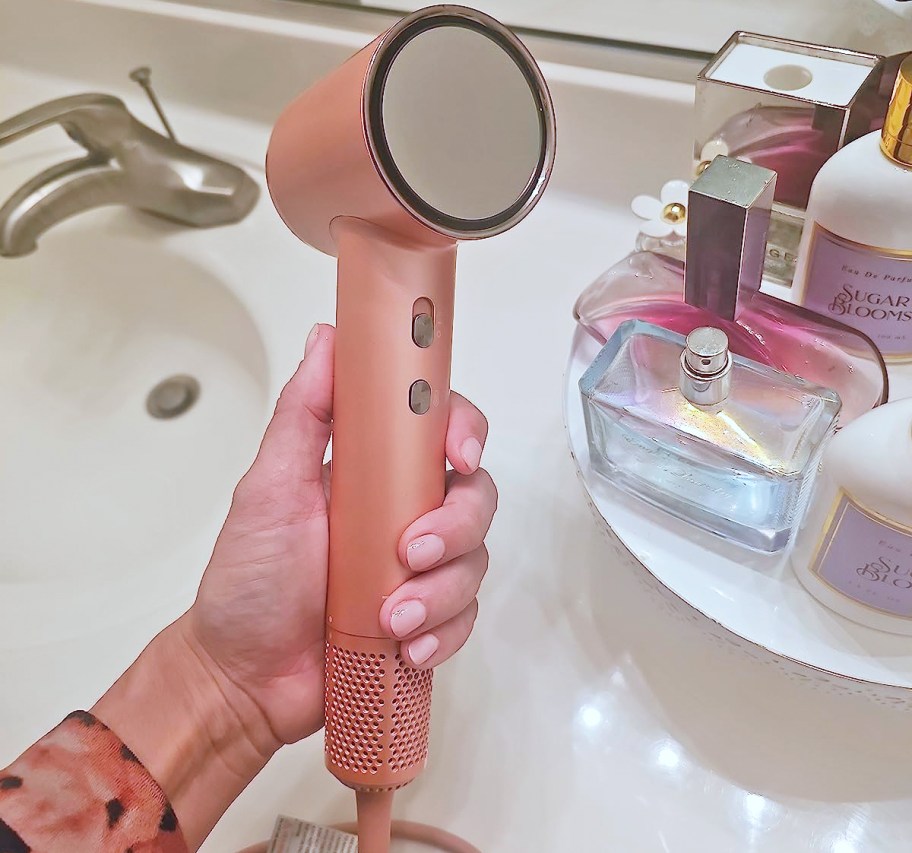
266 5 555 848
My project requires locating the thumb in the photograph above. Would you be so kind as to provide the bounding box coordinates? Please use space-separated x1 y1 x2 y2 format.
239 324 335 499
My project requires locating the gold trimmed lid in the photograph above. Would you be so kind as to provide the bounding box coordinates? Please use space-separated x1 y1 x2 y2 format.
882 55 912 167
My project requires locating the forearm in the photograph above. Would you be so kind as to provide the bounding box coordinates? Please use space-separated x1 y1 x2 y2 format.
92 614 281 850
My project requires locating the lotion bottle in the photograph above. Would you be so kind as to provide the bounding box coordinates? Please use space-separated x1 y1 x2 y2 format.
791 399 912 634
794 56 912 362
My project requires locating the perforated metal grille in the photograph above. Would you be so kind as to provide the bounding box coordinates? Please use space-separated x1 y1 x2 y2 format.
389 653 433 772
325 643 387 774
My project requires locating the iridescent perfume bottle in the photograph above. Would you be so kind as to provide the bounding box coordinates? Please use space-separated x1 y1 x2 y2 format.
574 156 888 425
580 320 842 552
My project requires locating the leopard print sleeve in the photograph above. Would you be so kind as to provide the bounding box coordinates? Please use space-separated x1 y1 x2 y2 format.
0 711 187 853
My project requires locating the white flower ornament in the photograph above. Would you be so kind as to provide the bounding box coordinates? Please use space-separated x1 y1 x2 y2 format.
698 138 730 173
631 179 690 239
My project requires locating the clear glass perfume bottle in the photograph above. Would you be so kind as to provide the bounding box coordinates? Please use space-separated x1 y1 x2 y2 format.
574 156 888 426
580 320 842 552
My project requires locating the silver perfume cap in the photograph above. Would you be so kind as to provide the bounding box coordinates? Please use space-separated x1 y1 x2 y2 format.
680 326 732 407
684 156 775 322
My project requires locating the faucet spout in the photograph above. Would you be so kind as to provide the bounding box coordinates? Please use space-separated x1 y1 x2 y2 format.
0 93 258 258
0 156 129 257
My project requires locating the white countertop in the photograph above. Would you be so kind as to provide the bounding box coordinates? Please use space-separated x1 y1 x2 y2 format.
2 2 911 851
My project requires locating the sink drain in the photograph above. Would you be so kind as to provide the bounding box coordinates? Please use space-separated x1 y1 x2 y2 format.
146 374 200 419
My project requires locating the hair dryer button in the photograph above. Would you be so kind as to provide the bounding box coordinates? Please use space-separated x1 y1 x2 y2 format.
409 379 432 414
412 313 435 348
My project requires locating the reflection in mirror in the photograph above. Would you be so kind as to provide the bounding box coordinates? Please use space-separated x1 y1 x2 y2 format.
380 23 544 222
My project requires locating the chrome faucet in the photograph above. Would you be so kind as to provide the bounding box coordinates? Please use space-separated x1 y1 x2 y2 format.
0 92 259 257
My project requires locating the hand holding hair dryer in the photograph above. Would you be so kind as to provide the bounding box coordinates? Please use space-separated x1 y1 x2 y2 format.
266 6 555 851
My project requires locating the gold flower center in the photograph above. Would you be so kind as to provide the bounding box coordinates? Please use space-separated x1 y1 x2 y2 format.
662 202 686 224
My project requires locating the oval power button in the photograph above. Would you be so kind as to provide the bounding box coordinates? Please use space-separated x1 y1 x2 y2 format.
412 313 434 347
409 379 432 415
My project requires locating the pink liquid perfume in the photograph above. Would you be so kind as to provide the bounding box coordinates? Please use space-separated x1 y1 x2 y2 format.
574 156 888 425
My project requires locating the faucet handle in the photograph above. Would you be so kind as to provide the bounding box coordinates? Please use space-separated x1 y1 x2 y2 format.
129 67 177 141
0 93 134 155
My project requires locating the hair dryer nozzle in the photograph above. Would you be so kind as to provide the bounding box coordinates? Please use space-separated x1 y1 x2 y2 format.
266 4 555 256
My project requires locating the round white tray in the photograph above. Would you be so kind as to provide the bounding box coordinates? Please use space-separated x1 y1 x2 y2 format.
565 326 912 707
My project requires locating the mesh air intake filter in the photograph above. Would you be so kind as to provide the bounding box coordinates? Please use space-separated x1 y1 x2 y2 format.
325 628 433 791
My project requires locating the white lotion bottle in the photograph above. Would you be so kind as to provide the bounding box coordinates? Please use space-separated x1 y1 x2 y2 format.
793 56 912 362
791 398 912 634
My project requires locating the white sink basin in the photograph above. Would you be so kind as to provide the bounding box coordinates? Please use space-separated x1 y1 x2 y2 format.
0 169 268 595
0 134 335 654
0 158 271 647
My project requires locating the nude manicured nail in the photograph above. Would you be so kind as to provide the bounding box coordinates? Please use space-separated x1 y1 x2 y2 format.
390 600 427 638
406 534 445 570
304 323 320 356
408 633 439 666
461 436 483 471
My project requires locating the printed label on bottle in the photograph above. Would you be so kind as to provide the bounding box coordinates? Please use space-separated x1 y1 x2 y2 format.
803 224 912 358
811 491 912 619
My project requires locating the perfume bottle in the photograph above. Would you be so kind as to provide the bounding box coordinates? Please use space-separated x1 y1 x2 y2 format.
694 32 887 287
580 320 842 552
574 156 888 425
793 56 912 361
790 398 912 635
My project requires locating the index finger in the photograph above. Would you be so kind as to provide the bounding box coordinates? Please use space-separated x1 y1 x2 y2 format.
446 392 488 475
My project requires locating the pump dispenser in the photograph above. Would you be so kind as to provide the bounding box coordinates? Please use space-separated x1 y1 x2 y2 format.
679 327 732 407
881 57 912 167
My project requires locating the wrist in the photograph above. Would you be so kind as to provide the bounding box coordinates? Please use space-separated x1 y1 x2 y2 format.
92 615 280 849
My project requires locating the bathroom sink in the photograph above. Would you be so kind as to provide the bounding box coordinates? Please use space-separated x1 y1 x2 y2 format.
0 209 268 581
0 142 332 648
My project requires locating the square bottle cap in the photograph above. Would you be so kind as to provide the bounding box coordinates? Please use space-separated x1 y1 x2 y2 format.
684 155 775 321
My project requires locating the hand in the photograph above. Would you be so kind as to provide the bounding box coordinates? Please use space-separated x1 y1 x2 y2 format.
93 324 497 848
185 323 497 745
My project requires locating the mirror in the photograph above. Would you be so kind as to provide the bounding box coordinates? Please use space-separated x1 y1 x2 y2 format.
330 0 911 59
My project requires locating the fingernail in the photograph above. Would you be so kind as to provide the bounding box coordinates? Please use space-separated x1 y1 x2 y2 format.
460 437 483 472
407 633 439 666
406 534 445 571
390 600 427 638
304 324 320 357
